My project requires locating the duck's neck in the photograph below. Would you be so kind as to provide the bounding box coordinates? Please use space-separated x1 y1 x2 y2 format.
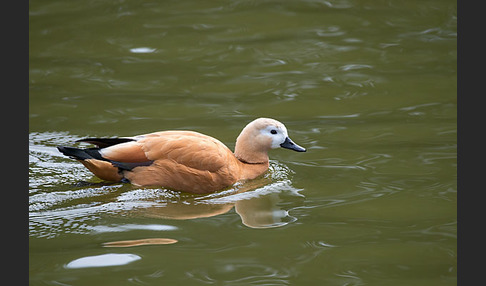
235 158 269 180
234 143 270 180
234 149 269 165
234 136 269 165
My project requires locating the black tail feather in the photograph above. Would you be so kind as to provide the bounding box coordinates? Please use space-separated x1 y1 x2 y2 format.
57 145 154 171
76 138 135 148
57 146 105 161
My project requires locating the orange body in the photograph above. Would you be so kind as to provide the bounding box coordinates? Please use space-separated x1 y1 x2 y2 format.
58 118 305 194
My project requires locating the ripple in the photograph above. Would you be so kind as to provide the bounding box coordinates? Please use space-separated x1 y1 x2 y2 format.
186 260 293 285
404 220 457 240
29 186 116 212
339 64 374 71
317 113 361 119
305 240 338 249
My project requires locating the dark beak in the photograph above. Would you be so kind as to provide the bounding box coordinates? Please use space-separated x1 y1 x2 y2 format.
280 137 306 152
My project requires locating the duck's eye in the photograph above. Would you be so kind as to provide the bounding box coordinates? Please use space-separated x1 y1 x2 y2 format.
270 129 277 135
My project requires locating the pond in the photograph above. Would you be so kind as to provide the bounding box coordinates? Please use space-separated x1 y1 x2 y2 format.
29 0 456 285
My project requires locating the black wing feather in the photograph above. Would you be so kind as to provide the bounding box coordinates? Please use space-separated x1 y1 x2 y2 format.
110 160 154 171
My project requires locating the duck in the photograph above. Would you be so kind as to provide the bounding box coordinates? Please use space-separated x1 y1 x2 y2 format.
57 117 306 194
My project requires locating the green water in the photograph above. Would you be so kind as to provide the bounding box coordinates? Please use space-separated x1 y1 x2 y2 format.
29 0 457 285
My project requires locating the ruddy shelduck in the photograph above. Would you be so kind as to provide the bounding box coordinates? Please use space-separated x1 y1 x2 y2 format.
57 118 306 194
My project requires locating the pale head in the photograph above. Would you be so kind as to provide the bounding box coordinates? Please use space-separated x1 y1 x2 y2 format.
234 118 306 164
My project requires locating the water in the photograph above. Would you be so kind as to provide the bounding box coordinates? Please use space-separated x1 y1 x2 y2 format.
29 0 456 285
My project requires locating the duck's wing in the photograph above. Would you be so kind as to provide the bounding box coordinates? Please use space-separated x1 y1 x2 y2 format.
96 131 233 171
136 131 232 172
99 140 151 164
121 131 240 192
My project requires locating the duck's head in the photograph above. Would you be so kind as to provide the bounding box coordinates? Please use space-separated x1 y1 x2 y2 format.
234 118 306 164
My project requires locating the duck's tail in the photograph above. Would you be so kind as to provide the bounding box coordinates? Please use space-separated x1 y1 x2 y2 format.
57 146 104 161
57 145 124 182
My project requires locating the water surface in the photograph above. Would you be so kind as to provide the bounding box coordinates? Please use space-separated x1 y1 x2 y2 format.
30 0 456 285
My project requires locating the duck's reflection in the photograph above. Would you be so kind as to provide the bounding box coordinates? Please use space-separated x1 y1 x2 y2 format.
137 180 301 229
103 177 302 247
235 192 293 228
140 200 235 220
